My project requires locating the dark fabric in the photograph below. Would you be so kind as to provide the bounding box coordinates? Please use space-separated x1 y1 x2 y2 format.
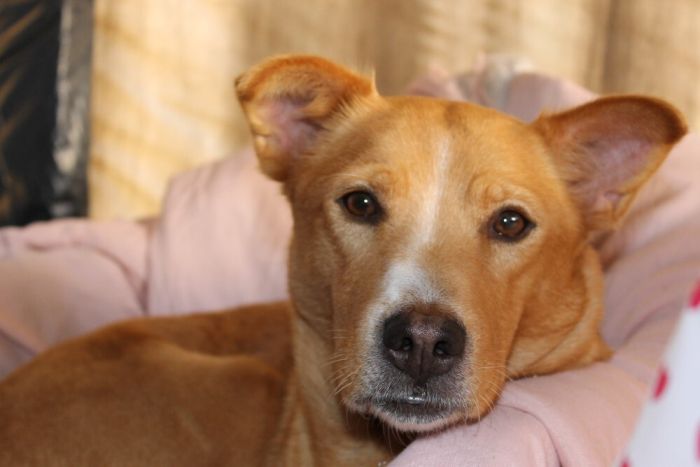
0 0 74 226
53 0 92 220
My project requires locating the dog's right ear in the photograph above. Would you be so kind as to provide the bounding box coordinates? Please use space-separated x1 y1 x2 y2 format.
533 96 687 231
235 55 376 181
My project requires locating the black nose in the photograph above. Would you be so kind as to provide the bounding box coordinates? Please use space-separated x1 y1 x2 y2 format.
381 310 466 385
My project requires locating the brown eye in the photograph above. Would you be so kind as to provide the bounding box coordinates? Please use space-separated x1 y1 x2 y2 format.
340 191 382 223
489 209 533 242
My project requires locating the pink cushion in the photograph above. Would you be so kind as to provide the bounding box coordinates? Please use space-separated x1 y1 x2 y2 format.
0 220 148 375
146 150 291 315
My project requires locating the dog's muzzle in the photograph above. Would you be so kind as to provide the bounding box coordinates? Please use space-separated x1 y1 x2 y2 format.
354 306 469 431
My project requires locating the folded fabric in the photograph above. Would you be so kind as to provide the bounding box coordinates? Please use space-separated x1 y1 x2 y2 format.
0 220 148 375
146 149 291 315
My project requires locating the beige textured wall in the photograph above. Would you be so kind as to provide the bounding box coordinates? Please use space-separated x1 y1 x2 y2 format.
89 0 700 219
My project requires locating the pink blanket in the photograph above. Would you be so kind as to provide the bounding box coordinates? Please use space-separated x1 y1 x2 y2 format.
1 67 698 466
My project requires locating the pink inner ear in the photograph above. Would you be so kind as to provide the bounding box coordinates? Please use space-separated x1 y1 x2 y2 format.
543 96 686 227
261 99 320 158
578 137 652 208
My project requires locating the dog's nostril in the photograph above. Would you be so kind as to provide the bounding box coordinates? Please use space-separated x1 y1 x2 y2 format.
434 340 448 357
382 313 413 352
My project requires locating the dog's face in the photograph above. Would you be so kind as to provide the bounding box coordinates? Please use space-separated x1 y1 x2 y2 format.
236 56 686 432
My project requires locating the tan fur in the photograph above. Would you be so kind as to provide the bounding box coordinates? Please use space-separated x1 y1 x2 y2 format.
0 56 687 466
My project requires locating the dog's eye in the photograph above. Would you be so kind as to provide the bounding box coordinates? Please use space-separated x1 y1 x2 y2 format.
489 209 533 242
340 191 382 223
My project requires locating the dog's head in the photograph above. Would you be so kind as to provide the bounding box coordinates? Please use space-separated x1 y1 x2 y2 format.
235 56 686 432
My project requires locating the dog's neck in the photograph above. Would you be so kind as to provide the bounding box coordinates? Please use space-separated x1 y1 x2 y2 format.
273 301 398 466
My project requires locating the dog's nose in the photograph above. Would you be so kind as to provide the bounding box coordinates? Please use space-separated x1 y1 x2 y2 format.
382 310 466 385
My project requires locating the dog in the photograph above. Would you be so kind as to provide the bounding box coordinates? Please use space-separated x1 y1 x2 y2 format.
0 55 687 466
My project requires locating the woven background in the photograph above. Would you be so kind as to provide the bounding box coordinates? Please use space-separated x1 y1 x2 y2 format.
90 0 700 219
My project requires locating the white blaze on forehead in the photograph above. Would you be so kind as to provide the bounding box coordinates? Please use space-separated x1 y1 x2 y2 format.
366 136 453 323
382 259 443 305
411 137 452 250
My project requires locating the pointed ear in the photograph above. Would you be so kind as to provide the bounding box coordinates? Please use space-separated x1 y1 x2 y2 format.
533 96 687 231
235 55 376 181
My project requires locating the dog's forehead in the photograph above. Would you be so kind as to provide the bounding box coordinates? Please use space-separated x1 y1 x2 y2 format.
334 96 556 191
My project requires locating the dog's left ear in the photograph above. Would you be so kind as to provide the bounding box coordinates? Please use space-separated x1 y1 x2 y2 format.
235 55 376 182
533 96 687 230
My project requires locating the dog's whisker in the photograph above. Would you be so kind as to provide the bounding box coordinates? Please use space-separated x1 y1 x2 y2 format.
332 366 361 396
332 374 353 393
324 354 350 369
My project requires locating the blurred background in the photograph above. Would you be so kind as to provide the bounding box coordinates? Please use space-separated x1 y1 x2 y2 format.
1 0 698 225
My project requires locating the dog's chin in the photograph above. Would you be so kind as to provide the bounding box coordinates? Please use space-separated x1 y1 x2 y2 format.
370 399 461 433
347 395 463 433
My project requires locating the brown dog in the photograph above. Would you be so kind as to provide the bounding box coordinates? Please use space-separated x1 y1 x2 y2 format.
0 56 687 466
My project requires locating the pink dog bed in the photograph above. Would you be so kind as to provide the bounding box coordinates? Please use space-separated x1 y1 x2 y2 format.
1 67 699 466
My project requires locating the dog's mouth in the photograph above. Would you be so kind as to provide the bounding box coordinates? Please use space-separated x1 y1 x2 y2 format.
353 388 463 432
374 397 452 421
